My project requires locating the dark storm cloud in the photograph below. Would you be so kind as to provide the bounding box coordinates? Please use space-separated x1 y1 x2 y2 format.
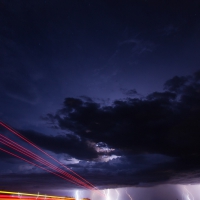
42 70 200 184
19 130 98 160
1 70 200 188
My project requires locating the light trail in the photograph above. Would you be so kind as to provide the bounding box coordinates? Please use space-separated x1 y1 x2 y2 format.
0 195 64 200
0 121 99 191
0 190 68 199
0 137 88 189
0 121 104 197
18 192 21 199
0 147 91 190
0 134 93 189
125 188 132 200
0 190 76 200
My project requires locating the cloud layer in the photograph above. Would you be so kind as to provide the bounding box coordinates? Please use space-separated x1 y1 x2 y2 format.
1 70 200 190
46 70 200 158
16 70 200 187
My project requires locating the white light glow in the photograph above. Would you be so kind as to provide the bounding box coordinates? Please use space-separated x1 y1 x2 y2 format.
115 189 119 200
104 189 110 200
75 190 79 200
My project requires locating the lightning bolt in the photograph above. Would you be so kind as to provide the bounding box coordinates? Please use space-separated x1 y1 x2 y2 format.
184 187 194 200
125 188 132 200
115 189 119 200
181 186 194 200
104 189 110 200
75 190 79 200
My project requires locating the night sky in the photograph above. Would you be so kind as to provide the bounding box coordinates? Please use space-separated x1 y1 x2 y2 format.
1 0 200 199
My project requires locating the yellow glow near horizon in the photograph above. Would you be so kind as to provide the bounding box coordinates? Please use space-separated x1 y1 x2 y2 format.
0 190 73 199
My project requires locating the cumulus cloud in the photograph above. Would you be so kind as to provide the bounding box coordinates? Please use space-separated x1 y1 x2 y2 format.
41 70 200 186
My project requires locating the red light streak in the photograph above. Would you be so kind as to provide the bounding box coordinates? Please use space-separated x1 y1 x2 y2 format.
0 121 104 197
0 134 93 189
0 195 62 200
0 190 68 199
0 121 98 190
0 146 89 190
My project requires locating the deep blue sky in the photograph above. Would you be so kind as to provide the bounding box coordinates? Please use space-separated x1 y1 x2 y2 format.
1 0 200 199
